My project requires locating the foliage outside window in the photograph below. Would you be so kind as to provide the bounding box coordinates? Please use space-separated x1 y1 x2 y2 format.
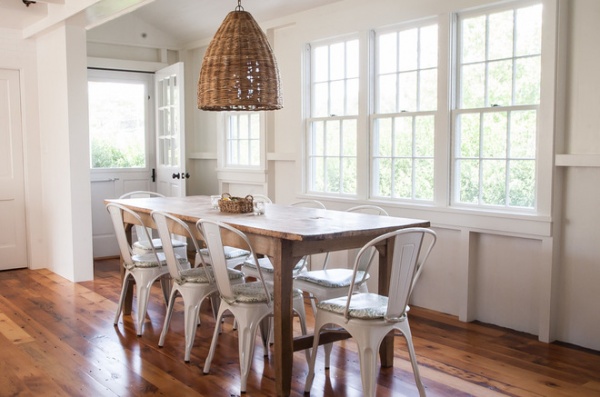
372 23 438 201
88 81 146 169
226 112 261 167
307 38 359 195
453 3 542 209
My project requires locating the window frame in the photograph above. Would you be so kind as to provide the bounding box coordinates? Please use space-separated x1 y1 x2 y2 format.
220 111 266 171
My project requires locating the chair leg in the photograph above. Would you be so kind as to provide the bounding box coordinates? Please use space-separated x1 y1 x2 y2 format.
158 287 179 347
258 317 271 357
324 342 333 369
398 321 427 397
134 275 156 336
113 274 131 325
183 297 202 363
237 313 264 393
304 317 324 393
203 305 226 374
354 332 380 397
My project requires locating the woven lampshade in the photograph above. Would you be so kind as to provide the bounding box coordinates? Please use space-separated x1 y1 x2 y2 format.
198 7 283 111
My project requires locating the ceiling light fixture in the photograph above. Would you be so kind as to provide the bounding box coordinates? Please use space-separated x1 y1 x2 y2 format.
197 0 283 111
22 0 37 7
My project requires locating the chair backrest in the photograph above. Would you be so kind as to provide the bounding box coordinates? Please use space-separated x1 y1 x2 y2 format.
251 194 273 204
106 203 160 268
344 227 436 322
198 219 270 305
290 200 326 209
152 211 210 282
119 191 166 245
344 205 390 272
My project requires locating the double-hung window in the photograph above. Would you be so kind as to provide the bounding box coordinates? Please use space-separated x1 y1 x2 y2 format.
453 3 542 209
306 37 359 195
224 112 263 168
372 23 438 201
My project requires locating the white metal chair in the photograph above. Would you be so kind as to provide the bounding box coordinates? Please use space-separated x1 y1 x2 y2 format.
119 191 187 257
152 211 244 362
107 202 181 336
198 219 308 393
304 227 437 397
294 205 389 314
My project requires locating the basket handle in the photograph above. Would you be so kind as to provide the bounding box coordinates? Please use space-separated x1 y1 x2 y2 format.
245 195 253 203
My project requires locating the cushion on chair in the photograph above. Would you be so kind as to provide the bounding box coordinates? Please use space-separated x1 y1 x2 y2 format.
228 281 303 304
178 266 244 284
132 238 186 255
200 246 250 260
295 268 369 288
131 252 188 269
317 292 389 319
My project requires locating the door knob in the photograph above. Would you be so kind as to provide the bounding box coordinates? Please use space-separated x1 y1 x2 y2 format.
172 173 180 179
184 172 190 179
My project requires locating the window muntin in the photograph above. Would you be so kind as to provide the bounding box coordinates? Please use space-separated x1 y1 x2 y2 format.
453 3 542 209
307 38 359 195
372 23 438 201
226 112 262 168
88 81 147 169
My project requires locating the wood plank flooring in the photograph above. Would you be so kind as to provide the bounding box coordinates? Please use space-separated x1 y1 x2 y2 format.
0 259 598 396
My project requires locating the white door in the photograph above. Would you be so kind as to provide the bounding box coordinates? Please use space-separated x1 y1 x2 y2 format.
155 62 187 197
0 69 27 270
88 69 157 258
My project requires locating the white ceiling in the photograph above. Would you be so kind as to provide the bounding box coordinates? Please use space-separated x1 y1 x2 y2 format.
0 0 342 43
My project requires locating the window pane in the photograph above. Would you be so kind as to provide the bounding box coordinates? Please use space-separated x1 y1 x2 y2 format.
509 160 535 207
415 116 434 157
393 158 412 198
313 82 329 117
89 81 146 169
342 120 357 156
419 68 437 111
420 25 438 69
346 78 359 115
482 159 506 205
374 158 392 197
330 80 345 116
415 158 434 200
488 60 513 107
379 32 397 74
342 157 357 193
482 112 507 158
330 42 345 80
394 116 412 157
514 56 541 105
326 158 341 192
488 10 514 60
516 5 542 56
375 119 393 157
462 15 486 63
313 121 325 156
458 113 480 157
378 74 397 113
314 46 329 82
510 110 537 158
398 71 417 111
346 39 359 78
458 159 480 203
312 157 325 191
398 28 418 71
461 63 485 108
325 120 340 156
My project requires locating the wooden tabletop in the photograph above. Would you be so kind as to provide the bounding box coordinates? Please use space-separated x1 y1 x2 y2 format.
106 195 430 243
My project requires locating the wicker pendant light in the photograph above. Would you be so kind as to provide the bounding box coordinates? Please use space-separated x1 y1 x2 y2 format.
198 0 283 111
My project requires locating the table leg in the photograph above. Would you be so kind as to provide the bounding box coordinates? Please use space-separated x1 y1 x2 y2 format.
378 241 394 367
273 241 295 396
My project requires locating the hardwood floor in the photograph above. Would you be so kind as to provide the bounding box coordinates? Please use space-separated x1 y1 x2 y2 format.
0 259 598 396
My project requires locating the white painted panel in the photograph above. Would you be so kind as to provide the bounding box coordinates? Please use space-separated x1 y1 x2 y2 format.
0 69 27 270
474 233 542 335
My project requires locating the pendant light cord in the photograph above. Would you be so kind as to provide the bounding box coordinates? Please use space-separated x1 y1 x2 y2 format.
235 0 244 11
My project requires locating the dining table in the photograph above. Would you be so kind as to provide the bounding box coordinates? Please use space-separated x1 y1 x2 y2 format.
105 195 430 396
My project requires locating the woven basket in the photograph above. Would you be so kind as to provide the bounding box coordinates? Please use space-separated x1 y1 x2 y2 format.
197 10 283 111
218 193 254 214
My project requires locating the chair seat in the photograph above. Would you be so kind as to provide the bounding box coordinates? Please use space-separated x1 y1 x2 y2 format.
200 246 249 261
317 292 390 319
295 268 369 288
242 256 307 273
229 281 303 304
178 266 244 284
132 238 186 255
130 252 188 269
